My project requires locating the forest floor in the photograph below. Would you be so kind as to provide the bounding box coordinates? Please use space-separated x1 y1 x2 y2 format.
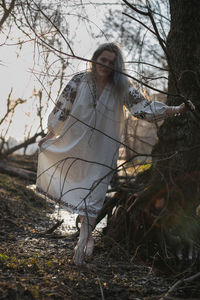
0 155 200 300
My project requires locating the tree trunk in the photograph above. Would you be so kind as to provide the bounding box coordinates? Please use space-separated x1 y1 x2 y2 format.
105 0 200 268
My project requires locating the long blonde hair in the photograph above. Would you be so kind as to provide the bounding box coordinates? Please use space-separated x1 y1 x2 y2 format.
89 43 129 99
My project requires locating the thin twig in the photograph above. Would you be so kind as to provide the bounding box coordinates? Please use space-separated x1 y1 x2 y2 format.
97 277 105 300
30 0 75 56
122 12 165 44
159 271 200 300
122 0 149 16
125 60 168 71
44 219 64 234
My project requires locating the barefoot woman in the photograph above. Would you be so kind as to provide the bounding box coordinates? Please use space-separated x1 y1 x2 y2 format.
37 43 192 265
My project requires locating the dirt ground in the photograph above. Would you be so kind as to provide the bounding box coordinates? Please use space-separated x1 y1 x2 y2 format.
0 155 200 300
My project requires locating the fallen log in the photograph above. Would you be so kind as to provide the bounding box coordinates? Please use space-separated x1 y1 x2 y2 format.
0 161 36 181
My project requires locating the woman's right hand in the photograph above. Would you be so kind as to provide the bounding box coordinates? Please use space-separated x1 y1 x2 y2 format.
38 137 48 149
38 131 55 149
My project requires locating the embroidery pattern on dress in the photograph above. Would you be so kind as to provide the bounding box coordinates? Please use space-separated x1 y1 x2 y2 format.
51 73 85 123
58 108 71 121
52 100 63 114
133 111 147 119
62 72 85 105
128 85 146 105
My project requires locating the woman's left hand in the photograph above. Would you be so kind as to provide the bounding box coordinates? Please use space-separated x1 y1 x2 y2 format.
179 100 195 113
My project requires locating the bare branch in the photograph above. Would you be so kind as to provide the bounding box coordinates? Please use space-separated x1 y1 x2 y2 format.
0 90 26 126
2 131 45 156
159 272 200 300
146 2 167 51
0 0 15 29
125 60 168 71
122 11 165 44
122 0 149 16
29 0 75 56
44 219 64 234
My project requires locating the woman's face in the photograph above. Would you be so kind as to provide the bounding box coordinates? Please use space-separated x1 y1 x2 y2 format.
95 50 116 80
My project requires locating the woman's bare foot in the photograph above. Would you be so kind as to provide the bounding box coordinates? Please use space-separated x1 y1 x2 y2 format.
73 215 96 265
73 244 86 266
84 236 94 257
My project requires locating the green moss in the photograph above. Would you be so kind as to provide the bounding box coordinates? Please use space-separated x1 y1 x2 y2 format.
0 253 9 261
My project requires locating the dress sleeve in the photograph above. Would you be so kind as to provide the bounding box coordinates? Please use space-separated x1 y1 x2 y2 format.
124 85 169 123
48 73 84 135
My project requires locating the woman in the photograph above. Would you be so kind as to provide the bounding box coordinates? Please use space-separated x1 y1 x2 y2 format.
37 43 193 265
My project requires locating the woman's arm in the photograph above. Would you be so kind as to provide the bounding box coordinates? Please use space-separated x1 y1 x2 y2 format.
124 85 195 122
165 102 195 115
38 73 85 149
47 72 85 136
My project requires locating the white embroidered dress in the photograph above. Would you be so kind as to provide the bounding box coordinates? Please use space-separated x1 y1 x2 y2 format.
36 72 168 217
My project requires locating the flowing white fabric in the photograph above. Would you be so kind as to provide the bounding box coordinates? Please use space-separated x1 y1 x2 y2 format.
36 72 169 217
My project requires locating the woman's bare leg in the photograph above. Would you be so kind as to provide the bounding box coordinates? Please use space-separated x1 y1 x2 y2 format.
73 215 96 265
